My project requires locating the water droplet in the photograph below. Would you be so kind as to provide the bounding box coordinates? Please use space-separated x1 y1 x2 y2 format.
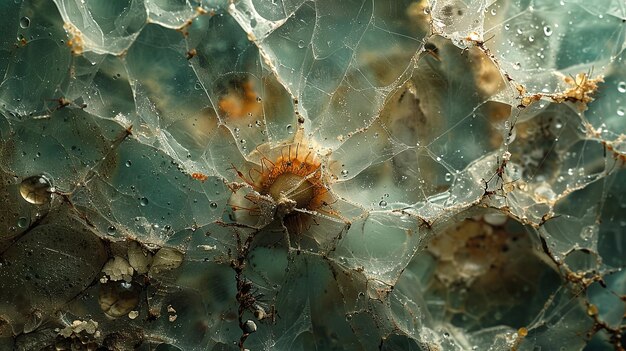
504 24 510 30
125 160 132 167
107 226 116 235
543 26 552 36
243 320 257 333
17 217 29 228
513 62 521 70
139 197 149 206
210 202 218 209
340 169 349 178
444 173 452 182
617 81 626 93
20 175 52 205
19 17 30 28
297 40 305 48
490 9 496 15
286 124 293 134
378 200 387 208
528 35 535 42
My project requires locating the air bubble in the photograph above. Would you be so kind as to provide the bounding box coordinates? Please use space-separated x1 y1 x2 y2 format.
444 173 452 182
210 202 218 209
125 160 132 167
513 62 521 70
543 26 552 36
580 225 597 241
19 17 30 28
107 226 116 235
286 124 293 134
340 169 349 178
528 35 535 42
617 108 625 117
139 197 149 206
378 200 387 208
617 82 626 93
20 175 52 205
297 40 305 49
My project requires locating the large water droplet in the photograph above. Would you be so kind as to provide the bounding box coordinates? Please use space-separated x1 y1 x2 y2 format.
19 17 30 29
139 197 149 206
20 175 52 205
98 281 141 318
17 217 29 228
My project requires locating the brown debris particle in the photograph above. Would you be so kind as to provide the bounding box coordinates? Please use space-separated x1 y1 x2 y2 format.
552 73 604 110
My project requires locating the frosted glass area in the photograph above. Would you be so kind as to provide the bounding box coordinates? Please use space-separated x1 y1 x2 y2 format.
0 0 625 350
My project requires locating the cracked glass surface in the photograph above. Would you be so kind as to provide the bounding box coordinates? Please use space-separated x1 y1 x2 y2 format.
0 0 625 350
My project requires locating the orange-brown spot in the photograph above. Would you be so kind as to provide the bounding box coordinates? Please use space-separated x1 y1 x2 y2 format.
218 79 262 120
191 172 209 182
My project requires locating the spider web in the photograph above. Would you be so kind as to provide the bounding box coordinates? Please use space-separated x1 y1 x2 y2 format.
0 0 625 350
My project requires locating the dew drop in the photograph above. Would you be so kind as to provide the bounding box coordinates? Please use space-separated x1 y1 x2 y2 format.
210 202 218 209
617 107 625 117
286 124 293 134
297 40 305 48
528 35 535 42
107 226 116 235
340 169 349 178
125 160 132 167
543 26 552 36
139 197 149 206
444 173 452 182
378 200 387 208
513 62 521 70
617 81 626 93
19 17 30 28
20 175 52 205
